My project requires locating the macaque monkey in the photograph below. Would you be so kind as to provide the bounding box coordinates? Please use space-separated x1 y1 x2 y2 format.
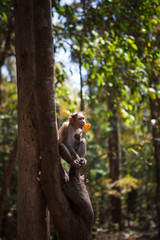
58 112 87 170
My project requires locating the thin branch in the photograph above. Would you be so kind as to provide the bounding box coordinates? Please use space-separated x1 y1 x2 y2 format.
83 153 107 172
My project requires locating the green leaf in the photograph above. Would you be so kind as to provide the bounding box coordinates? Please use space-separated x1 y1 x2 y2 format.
148 87 156 100
2 12 7 20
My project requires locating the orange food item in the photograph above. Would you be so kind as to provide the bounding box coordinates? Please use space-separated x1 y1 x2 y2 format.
83 123 91 132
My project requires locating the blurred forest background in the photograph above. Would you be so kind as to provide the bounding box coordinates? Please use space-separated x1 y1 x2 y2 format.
0 0 160 239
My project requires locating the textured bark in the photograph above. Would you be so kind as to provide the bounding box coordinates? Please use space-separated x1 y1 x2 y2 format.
14 1 49 239
0 138 17 232
108 97 122 229
33 0 93 239
149 76 160 237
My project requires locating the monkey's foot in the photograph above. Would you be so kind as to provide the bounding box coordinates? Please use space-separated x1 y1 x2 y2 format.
69 160 87 183
79 158 87 166
71 158 87 169
71 159 82 169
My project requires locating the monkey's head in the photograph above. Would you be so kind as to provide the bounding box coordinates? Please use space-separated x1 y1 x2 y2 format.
69 112 86 130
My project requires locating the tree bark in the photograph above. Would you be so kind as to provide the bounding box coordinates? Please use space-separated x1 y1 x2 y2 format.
0 138 17 233
33 0 93 239
149 75 160 237
14 1 49 239
108 97 122 229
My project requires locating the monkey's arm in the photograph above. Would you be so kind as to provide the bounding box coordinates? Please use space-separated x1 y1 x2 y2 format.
60 143 83 171
58 122 68 143
66 143 79 160
76 138 87 158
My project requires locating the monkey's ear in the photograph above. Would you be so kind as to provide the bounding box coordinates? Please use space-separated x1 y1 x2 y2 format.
68 116 72 123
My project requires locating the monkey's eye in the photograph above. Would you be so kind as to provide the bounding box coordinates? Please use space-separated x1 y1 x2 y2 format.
78 117 84 120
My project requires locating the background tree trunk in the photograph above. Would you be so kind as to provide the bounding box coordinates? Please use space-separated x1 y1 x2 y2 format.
108 97 122 229
149 75 160 237
14 1 50 239
0 68 2 105
79 0 86 112
0 15 14 68
79 50 85 111
0 138 17 233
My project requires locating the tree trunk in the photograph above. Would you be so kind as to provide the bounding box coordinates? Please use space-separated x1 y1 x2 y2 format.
0 68 2 105
149 75 160 237
33 0 93 239
79 0 86 111
79 50 85 111
0 138 17 233
14 1 49 239
0 15 14 68
108 97 122 229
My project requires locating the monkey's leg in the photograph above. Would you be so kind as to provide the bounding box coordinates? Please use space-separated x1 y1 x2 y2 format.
59 143 81 168
59 143 74 164
76 138 87 158
76 138 87 167
68 139 87 181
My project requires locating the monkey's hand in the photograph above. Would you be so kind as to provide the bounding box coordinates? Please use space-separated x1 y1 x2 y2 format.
74 133 81 142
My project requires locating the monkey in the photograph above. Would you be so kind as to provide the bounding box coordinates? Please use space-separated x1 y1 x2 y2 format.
58 112 87 171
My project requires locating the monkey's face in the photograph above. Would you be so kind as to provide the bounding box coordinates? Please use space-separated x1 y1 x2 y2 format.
74 113 86 130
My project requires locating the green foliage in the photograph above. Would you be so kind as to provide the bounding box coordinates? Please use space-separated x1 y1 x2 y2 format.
0 0 14 59
54 63 79 122
0 73 17 240
0 80 17 160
